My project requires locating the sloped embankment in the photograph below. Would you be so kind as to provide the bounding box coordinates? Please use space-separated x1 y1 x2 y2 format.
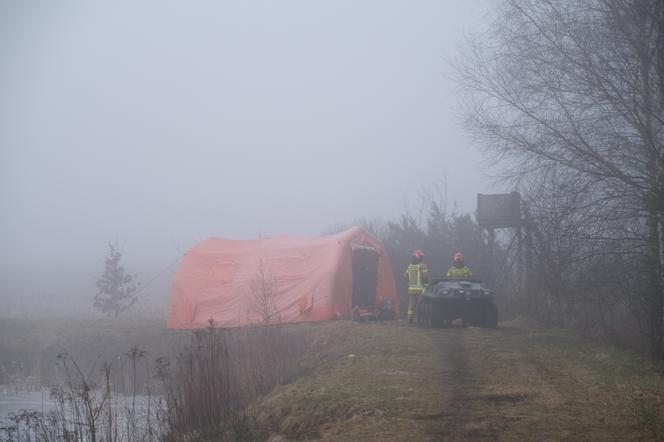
2 318 663 440
253 321 664 441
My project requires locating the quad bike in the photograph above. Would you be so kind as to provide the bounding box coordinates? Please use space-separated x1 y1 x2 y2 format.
416 278 498 328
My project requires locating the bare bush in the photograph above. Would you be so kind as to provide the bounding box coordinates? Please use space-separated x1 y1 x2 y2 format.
155 320 310 441
0 348 163 442
249 258 280 325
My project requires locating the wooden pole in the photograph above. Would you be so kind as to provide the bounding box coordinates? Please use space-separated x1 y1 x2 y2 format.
525 221 534 315
517 225 523 298
488 228 495 286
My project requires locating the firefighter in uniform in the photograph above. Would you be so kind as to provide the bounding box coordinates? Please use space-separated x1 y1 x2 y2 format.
404 250 428 323
447 252 473 278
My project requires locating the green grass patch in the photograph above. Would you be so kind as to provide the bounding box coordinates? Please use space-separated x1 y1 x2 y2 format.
253 321 448 440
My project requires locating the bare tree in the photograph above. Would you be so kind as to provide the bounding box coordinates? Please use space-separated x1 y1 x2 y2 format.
457 0 664 358
249 257 279 325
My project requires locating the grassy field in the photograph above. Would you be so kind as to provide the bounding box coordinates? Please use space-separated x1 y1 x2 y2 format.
2 318 663 440
0 317 177 389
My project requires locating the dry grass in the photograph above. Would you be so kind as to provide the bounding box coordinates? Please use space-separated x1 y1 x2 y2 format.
157 320 311 441
252 321 664 441
454 324 664 441
0 318 313 441
2 318 664 441
253 321 453 440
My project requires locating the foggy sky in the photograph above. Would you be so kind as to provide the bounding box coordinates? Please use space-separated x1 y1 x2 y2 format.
1 1 490 314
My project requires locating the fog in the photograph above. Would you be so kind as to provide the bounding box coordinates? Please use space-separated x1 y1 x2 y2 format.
1 1 490 315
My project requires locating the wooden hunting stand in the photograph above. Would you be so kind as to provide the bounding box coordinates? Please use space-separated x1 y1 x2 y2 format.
477 192 534 311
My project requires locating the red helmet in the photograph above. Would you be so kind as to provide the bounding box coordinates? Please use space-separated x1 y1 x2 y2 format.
453 252 464 263
412 249 425 259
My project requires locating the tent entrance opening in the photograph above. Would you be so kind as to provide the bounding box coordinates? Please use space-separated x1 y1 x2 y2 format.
352 246 379 308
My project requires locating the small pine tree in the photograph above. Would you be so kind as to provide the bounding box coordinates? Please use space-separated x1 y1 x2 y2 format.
94 242 140 317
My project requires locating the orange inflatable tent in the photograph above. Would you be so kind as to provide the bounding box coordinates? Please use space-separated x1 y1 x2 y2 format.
167 227 399 328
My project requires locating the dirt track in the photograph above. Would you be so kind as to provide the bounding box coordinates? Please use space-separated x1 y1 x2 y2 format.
409 324 664 441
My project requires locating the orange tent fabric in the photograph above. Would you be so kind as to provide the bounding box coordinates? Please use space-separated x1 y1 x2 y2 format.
167 227 399 328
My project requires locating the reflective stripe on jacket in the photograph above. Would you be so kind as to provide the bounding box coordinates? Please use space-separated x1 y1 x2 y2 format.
447 266 472 278
405 263 428 294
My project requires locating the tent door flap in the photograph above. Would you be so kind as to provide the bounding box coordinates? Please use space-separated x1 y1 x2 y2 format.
351 247 379 309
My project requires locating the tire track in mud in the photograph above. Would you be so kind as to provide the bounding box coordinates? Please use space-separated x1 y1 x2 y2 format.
416 328 478 441
418 326 654 441
421 328 510 441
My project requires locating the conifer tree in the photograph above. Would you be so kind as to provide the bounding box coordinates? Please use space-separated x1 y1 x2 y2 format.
94 242 140 317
